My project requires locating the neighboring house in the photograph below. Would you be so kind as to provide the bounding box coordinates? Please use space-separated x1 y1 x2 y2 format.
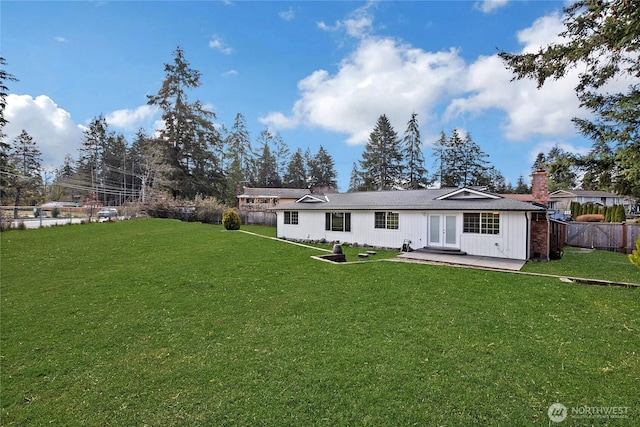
272 187 546 261
548 190 624 213
237 187 312 210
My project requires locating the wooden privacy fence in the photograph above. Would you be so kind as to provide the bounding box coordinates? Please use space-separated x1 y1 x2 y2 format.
566 222 640 253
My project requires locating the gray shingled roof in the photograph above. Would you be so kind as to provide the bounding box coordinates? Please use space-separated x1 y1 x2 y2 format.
549 189 620 198
273 188 545 212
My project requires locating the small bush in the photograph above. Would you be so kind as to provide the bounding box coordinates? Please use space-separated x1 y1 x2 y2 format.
614 204 626 222
222 209 241 230
575 214 604 222
629 236 640 269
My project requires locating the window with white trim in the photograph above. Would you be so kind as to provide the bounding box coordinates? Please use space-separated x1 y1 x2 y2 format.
284 211 298 225
325 212 351 232
463 213 500 235
374 212 399 230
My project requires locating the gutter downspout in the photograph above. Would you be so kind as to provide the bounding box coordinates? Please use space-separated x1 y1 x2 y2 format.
525 211 530 260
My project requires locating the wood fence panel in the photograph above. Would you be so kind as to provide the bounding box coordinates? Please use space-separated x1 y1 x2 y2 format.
566 223 640 253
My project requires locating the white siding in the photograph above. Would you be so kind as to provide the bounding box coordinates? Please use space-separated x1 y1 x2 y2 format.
276 210 530 260
459 211 529 260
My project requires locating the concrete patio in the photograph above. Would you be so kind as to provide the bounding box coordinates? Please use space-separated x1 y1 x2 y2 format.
396 251 526 271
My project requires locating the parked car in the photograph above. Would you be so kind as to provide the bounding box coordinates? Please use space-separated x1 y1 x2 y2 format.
97 208 118 221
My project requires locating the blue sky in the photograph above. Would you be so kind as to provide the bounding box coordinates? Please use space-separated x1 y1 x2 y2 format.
3 0 621 192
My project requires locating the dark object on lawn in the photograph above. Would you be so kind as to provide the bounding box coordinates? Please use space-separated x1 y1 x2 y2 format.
318 252 346 262
358 253 369 258
550 249 563 260
333 244 343 254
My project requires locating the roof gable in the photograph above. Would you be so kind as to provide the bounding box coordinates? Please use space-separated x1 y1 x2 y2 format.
436 187 500 200
297 194 327 203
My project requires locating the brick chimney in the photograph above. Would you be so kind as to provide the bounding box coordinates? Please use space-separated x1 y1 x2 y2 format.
532 169 549 207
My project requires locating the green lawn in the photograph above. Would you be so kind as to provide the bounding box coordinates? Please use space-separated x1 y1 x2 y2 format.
522 246 640 285
1 219 638 425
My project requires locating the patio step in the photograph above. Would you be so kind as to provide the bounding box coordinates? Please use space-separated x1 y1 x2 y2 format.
417 247 467 256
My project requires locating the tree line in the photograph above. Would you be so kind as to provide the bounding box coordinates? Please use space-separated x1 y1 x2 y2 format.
0 48 526 209
0 50 340 207
2 0 639 211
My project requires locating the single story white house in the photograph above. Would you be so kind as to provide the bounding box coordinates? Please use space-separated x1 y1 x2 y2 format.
271 188 547 261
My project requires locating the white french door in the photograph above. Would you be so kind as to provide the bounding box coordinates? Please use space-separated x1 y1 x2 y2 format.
428 214 458 248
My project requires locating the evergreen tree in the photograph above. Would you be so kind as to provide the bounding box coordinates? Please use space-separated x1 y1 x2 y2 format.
546 146 578 191
0 57 18 197
402 113 429 189
481 167 507 193
570 201 581 219
460 132 490 187
532 152 546 172
283 148 307 188
310 145 337 189
255 131 280 188
51 154 78 204
9 130 42 208
0 57 18 135
272 132 290 185
615 204 626 222
348 162 363 192
439 129 465 187
147 46 223 198
223 113 255 204
514 175 530 194
78 115 108 200
579 139 615 191
432 131 448 186
359 114 403 191
434 129 499 189
101 132 128 205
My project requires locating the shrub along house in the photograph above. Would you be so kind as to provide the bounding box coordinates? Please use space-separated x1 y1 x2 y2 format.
272 187 548 261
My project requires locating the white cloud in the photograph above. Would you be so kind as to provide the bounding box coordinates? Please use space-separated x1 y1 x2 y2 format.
475 0 509 14
445 54 584 140
263 6 632 153
209 36 233 55
54 36 68 43
223 69 239 77
105 105 159 131
516 12 565 53
279 7 295 22
444 11 589 141
4 94 84 169
317 1 376 38
261 37 466 145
